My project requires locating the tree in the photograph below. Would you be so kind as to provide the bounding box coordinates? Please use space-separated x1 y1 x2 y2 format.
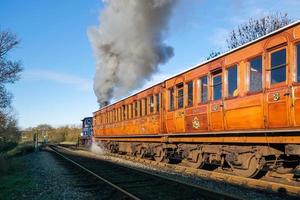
226 12 292 49
0 29 22 111
206 51 221 60
206 12 292 60
0 28 22 139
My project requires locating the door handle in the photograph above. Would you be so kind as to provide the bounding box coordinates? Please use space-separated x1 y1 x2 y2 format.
284 92 290 96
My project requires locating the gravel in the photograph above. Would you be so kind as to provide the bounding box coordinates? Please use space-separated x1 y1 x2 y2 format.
70 148 299 200
0 151 126 200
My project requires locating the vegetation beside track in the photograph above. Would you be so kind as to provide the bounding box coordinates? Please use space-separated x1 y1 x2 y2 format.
21 124 81 144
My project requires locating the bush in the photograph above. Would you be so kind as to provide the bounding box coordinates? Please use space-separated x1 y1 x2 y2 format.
0 141 17 153
21 124 81 144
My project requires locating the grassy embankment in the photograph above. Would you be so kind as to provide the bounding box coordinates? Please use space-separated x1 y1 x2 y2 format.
0 142 35 199
0 126 80 198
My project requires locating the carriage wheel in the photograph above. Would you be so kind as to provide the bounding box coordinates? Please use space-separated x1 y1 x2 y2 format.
186 152 204 169
136 148 145 159
231 155 262 178
154 147 169 163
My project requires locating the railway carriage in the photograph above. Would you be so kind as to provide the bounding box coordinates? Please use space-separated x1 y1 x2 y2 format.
93 21 300 178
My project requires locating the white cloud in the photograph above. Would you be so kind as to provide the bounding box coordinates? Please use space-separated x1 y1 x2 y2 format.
23 69 93 92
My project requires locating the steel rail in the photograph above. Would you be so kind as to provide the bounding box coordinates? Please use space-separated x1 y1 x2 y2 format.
53 145 242 200
50 146 141 200
108 152 300 197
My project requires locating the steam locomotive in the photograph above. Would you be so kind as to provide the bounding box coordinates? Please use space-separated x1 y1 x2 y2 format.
79 117 93 146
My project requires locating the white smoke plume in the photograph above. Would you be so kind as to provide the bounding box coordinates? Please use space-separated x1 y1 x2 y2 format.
88 0 177 107
89 140 105 155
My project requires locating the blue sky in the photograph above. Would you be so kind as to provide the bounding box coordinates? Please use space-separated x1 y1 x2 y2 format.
1 0 299 128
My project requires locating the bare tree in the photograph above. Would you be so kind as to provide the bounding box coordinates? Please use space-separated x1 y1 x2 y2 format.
206 12 292 60
0 29 22 109
0 28 22 137
206 51 221 60
226 12 292 49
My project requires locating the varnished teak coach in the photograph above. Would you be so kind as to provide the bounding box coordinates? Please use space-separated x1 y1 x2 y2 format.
93 21 300 178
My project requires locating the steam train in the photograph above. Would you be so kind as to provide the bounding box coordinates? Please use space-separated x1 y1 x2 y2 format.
79 117 93 146
91 21 300 178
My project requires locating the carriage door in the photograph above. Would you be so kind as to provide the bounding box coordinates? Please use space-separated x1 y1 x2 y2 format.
292 43 300 127
265 47 290 128
175 83 185 132
209 69 224 131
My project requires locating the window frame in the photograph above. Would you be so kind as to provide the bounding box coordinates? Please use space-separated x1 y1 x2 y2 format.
150 95 154 113
211 69 223 101
155 93 160 113
186 80 194 107
177 83 184 109
296 43 300 83
268 46 288 87
226 65 238 99
134 101 138 118
198 75 208 104
139 100 142 117
168 87 175 111
247 55 263 94
144 98 148 116
129 104 133 119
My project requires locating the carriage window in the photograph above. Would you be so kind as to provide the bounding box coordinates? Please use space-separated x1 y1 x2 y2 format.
156 93 160 112
125 105 128 119
249 56 262 92
169 88 174 110
109 111 112 123
134 102 138 117
121 105 124 120
144 98 148 115
187 81 193 107
150 96 154 113
271 48 286 84
227 65 238 97
139 100 142 116
130 104 133 119
297 44 300 82
177 83 184 109
115 109 118 122
212 71 222 100
113 110 116 122
199 76 208 103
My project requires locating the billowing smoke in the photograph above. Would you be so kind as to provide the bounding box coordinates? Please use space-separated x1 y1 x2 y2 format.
88 0 177 107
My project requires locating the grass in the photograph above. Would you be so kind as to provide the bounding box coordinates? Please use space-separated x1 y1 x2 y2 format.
0 142 35 175
0 156 32 200
0 143 35 199
5 143 35 158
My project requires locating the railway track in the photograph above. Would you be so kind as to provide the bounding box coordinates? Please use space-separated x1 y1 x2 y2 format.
48 145 240 200
108 152 300 197
58 144 300 198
